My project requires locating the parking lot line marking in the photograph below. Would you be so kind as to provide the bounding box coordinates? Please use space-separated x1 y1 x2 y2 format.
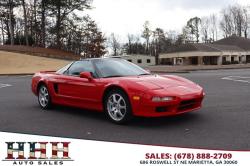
221 76 250 83
226 76 250 78
0 84 12 89
234 80 250 83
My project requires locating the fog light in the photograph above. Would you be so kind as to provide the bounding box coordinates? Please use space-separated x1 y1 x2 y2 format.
152 97 173 101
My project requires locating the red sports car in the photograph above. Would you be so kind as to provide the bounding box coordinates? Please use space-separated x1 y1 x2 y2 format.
31 58 205 124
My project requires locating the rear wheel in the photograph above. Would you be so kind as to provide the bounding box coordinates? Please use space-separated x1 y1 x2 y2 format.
38 84 53 109
104 89 134 124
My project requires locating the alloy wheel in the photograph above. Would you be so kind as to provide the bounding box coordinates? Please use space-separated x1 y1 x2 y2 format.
107 93 126 121
39 86 49 107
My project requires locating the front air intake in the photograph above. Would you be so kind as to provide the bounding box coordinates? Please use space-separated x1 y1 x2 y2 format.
155 106 168 113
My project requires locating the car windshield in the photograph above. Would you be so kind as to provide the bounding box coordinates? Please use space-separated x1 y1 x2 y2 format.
94 59 150 78
55 62 73 74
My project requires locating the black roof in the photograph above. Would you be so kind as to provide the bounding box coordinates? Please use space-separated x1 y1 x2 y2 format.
213 35 250 50
163 39 245 54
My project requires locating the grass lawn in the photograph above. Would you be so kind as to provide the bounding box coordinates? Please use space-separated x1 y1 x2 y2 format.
0 51 70 75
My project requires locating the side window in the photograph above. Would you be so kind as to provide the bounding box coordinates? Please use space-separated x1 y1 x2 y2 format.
67 61 96 78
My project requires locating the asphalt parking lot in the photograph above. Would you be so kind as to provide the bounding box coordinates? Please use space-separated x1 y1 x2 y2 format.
0 69 250 150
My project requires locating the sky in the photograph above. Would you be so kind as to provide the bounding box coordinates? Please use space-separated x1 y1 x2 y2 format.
80 0 250 42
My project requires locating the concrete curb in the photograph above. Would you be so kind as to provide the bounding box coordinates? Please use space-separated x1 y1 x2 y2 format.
150 66 250 73
0 73 34 76
184 66 250 71
151 71 190 73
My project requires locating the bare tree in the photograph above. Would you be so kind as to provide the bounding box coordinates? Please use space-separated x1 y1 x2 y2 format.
109 33 121 56
21 0 29 46
229 4 244 36
220 4 248 38
0 6 6 44
166 30 177 42
201 16 210 43
8 1 14 45
154 28 165 64
141 21 152 55
0 17 4 44
242 5 250 38
127 33 134 55
220 7 233 37
134 34 140 54
181 26 192 43
210 13 218 41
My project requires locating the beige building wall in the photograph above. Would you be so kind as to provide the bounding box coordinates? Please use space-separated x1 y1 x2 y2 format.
160 51 248 66
113 55 156 66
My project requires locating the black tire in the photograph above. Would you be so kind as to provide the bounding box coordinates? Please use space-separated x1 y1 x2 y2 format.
104 89 134 124
38 84 54 109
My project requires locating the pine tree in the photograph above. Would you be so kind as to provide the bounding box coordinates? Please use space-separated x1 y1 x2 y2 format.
48 0 92 49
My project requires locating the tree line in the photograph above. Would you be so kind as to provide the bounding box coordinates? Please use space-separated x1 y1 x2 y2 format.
108 3 250 64
0 0 106 58
0 2 249 60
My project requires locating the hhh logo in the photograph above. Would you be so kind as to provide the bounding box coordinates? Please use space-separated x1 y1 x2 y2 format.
6 142 70 159
4 142 72 165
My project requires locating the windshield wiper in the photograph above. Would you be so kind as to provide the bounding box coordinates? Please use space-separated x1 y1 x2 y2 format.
104 75 123 78
139 73 151 76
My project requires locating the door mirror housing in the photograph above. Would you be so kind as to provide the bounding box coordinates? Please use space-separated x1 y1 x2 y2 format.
145 69 150 73
79 72 93 81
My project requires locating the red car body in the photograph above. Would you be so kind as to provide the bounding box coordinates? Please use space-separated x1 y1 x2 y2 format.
31 62 205 117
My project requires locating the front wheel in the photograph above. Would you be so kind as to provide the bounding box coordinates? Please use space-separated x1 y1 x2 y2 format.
38 84 53 109
104 89 134 124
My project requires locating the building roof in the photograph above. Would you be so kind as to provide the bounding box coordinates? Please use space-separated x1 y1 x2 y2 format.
165 43 203 53
163 41 245 54
213 35 250 50
111 54 154 58
205 44 245 51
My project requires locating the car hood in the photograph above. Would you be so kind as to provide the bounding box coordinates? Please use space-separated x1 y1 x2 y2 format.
122 75 193 89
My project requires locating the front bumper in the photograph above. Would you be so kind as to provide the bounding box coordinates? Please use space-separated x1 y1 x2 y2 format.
132 93 205 117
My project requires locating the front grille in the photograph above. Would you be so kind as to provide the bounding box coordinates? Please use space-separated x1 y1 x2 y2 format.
155 106 168 113
178 104 194 111
180 100 195 106
178 99 197 111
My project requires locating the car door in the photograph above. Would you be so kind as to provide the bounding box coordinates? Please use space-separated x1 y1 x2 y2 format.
57 61 101 109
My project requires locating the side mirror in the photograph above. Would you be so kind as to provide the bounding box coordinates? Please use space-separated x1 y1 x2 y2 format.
145 69 150 73
79 72 93 81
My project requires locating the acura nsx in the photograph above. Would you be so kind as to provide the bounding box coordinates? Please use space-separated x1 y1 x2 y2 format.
31 58 205 124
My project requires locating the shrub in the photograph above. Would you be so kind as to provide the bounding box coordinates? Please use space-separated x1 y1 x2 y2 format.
164 62 172 65
231 61 239 64
222 61 231 65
